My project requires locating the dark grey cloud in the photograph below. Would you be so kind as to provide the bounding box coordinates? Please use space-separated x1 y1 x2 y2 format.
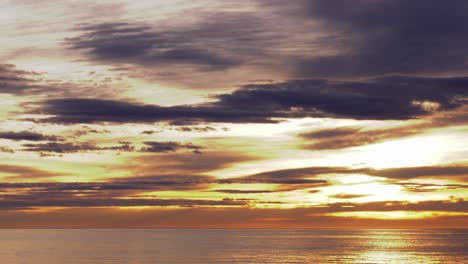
296 0 468 77
223 166 356 183
34 5 468 122
20 140 205 155
0 131 61 141
36 98 277 124
221 164 468 185
0 197 246 209
0 64 43 94
371 165 468 180
9 1 468 101
102 142 136 152
302 127 362 139
19 140 202 155
0 63 128 98
0 174 215 193
22 142 102 153
216 76 468 120
213 189 274 194
220 176 326 185
70 126 111 138
300 125 424 150
141 141 202 154
0 64 35 81
219 167 330 192
66 1 468 80
141 130 161 135
20 141 137 155
174 126 217 132
66 20 257 70
212 164 468 194
34 75 467 124
0 173 246 209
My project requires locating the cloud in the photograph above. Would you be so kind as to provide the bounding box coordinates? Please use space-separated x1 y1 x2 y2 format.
370 165 468 180
300 125 424 150
0 64 42 95
0 173 248 209
0 197 247 209
0 147 14 153
219 167 330 192
141 130 161 135
18 141 138 156
398 182 468 193
300 104 468 151
213 164 468 194
69 126 111 138
19 140 205 155
316 199 468 213
296 0 468 77
174 126 217 132
213 189 274 194
1 161 466 213
3 171 464 211
64 1 468 81
114 151 258 185
141 141 202 154
0 174 215 192
0 164 64 181
330 193 369 199
33 75 467 125
36 98 277 124
221 164 468 184
1 63 129 98
66 21 250 70
216 76 467 120
0 131 62 141
22 142 103 153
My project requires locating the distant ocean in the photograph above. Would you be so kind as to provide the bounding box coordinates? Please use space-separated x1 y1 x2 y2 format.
1 229 466 263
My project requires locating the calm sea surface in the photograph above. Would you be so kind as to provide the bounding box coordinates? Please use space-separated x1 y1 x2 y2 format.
0 229 466 263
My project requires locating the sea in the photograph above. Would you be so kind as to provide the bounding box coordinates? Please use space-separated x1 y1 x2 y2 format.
0 229 466 263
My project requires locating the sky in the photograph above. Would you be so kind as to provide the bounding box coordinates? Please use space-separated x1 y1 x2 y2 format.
0 0 467 228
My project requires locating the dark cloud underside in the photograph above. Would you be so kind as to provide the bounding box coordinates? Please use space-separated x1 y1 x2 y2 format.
224 164 468 181
32 76 467 124
141 141 202 153
66 18 266 70
0 64 43 94
298 0 468 77
0 131 61 141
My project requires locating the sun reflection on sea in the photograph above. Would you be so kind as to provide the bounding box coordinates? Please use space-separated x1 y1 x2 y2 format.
351 230 445 264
